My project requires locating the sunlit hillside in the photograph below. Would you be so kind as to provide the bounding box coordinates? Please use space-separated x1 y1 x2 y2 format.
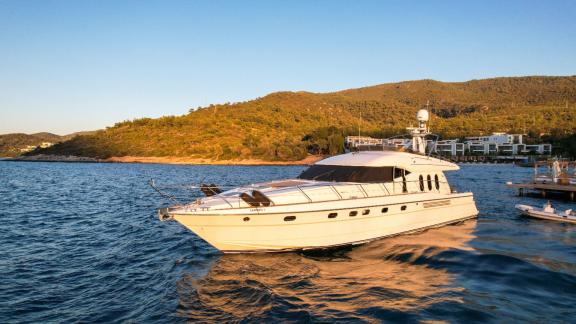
34 76 576 161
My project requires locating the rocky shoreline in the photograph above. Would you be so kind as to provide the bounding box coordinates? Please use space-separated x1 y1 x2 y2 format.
7 154 101 163
3 154 325 166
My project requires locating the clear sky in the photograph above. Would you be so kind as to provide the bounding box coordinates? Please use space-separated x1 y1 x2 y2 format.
1 0 575 135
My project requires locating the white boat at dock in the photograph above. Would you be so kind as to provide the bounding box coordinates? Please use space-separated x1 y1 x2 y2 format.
515 203 576 224
158 110 479 253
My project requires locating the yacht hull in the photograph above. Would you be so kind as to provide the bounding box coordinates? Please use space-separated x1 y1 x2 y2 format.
171 193 478 252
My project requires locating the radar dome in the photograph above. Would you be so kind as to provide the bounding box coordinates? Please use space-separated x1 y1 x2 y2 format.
416 109 429 122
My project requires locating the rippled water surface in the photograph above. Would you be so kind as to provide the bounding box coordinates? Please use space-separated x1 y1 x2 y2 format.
1 162 575 322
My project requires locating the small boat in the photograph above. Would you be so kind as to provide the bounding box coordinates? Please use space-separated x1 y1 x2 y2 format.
515 202 576 224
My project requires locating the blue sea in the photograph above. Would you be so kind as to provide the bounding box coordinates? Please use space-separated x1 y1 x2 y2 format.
1 162 575 322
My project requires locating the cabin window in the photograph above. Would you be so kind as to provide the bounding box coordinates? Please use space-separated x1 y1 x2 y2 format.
349 211 358 217
328 212 338 219
243 217 250 222
393 167 409 193
394 168 411 178
362 209 370 215
434 174 440 190
382 207 388 213
427 175 432 191
284 216 296 221
401 205 407 211
419 175 424 191
298 165 409 183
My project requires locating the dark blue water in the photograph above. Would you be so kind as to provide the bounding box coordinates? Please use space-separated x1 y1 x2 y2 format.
1 162 575 322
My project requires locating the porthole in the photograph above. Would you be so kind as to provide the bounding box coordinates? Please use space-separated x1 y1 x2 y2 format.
362 209 370 215
382 207 388 213
427 175 432 191
401 205 407 211
328 212 338 219
434 174 440 190
349 211 358 217
419 175 424 191
284 216 296 222
243 217 250 222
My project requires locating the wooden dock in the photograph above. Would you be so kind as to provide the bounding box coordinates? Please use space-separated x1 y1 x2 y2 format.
507 182 576 200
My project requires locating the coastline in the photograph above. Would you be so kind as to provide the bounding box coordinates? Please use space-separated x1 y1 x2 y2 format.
3 154 326 166
104 155 325 165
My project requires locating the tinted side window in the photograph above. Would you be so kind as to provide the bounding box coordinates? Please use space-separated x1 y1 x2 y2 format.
298 165 399 183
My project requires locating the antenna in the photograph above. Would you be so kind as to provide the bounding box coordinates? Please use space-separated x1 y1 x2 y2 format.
427 100 431 129
358 110 362 138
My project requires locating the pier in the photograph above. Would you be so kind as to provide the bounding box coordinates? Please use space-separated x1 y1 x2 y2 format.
507 182 576 200
507 160 576 201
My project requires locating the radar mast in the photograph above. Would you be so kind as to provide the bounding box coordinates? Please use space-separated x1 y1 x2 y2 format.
406 108 430 154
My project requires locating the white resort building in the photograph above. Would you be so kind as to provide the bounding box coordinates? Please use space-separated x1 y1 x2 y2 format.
435 140 465 156
460 133 551 156
345 136 384 147
19 142 54 153
346 132 552 157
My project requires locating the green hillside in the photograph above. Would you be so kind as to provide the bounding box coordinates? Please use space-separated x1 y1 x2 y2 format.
33 76 576 160
0 133 64 157
0 131 98 157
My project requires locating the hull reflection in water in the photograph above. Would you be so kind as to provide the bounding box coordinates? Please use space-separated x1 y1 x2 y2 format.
175 220 477 322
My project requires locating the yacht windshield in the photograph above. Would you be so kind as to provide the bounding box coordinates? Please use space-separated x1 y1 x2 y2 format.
298 165 409 183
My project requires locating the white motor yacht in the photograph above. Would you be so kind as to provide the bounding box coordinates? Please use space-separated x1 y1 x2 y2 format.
159 110 479 252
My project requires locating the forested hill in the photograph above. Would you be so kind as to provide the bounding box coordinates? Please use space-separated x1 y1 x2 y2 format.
0 133 63 157
35 76 576 161
0 131 97 157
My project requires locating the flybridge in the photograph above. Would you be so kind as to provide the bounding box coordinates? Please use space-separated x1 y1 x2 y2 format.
345 109 438 155
316 150 460 172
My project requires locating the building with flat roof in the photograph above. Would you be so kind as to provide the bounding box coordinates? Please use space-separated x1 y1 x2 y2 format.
433 140 465 156
39 142 54 148
346 132 552 156
345 136 383 147
432 133 551 156
465 133 524 145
